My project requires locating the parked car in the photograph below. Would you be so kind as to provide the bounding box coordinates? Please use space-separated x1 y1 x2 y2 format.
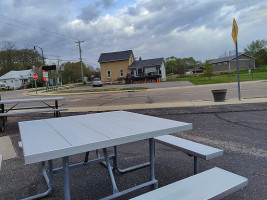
92 78 102 87
0 82 8 90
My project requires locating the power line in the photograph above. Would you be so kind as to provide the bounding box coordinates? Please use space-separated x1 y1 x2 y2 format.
0 14 77 42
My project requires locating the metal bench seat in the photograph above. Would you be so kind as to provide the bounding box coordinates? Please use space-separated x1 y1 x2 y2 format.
0 154 2 170
155 135 223 174
131 167 248 200
0 108 68 117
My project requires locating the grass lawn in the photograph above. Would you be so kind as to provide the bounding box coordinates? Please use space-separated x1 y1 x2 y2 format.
167 65 267 85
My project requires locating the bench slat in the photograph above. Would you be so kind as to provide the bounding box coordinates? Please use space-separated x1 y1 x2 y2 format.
0 154 2 169
4 104 64 111
155 135 223 160
131 167 248 200
0 97 64 104
0 108 68 117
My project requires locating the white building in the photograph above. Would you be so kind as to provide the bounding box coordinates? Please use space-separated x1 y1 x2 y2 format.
0 69 34 89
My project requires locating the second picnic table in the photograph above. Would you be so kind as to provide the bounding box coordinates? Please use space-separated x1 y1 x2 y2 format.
0 97 67 131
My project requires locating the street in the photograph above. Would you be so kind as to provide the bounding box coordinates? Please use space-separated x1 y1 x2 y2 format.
1 81 267 109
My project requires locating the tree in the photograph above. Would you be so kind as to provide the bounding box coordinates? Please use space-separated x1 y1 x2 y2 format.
61 62 94 84
0 45 43 75
204 60 213 80
244 39 267 67
165 56 203 76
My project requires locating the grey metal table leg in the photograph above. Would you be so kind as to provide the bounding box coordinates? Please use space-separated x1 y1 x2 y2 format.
102 148 119 194
149 138 158 189
63 156 71 200
113 146 150 174
21 160 54 200
194 156 199 175
55 100 59 117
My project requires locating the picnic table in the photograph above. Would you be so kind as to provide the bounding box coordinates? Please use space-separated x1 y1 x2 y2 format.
18 111 192 200
0 97 67 131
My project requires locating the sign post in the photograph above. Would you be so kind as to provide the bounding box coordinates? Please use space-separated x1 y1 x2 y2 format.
32 73 38 94
43 71 48 91
232 18 241 101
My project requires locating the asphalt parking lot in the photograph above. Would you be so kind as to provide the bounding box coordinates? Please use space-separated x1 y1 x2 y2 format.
0 103 266 200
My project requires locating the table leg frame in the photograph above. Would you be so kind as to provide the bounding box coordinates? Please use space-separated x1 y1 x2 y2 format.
113 146 150 174
22 140 157 200
21 160 54 200
100 138 158 200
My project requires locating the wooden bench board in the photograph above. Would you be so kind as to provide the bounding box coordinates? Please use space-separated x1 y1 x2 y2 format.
0 108 68 117
155 135 223 160
130 167 248 200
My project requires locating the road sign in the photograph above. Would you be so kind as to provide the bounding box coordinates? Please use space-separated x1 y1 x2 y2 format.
33 74 38 80
232 18 238 45
43 72 48 78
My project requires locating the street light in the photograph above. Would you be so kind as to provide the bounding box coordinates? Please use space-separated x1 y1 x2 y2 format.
33 45 45 65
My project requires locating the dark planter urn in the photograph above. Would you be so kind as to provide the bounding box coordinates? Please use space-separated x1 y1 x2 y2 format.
212 89 227 102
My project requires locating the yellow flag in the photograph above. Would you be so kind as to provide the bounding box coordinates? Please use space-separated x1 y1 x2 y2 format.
232 18 238 45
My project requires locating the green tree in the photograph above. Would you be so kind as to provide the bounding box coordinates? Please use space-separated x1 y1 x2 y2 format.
61 62 94 84
0 41 43 75
165 56 203 76
244 39 267 67
204 60 213 80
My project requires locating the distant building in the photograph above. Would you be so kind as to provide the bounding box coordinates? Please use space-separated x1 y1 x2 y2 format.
129 57 166 81
0 69 34 89
210 53 255 72
98 50 134 83
98 50 166 84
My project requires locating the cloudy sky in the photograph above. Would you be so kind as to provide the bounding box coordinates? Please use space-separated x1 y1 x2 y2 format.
0 0 266 68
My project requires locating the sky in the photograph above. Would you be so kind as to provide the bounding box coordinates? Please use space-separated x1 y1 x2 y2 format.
0 0 266 68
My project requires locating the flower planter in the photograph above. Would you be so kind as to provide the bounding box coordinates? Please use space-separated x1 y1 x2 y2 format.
212 89 227 102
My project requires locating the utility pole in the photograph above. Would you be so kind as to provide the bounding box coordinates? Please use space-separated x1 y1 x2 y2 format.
75 40 84 83
34 46 45 65
56 57 62 87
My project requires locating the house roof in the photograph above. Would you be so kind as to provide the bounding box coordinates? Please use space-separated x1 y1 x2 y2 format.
129 58 164 69
0 70 33 80
209 53 254 64
98 50 133 63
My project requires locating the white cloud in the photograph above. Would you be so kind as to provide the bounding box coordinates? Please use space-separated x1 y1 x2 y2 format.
0 0 266 67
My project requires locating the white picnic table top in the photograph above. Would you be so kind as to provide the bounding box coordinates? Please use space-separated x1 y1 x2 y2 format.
19 111 192 164
0 97 64 104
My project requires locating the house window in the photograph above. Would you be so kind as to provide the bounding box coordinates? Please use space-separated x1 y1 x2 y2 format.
107 70 111 78
120 69 123 77
224 62 228 65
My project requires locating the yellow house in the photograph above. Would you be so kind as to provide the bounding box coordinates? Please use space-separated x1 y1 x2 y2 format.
98 50 166 84
98 50 134 83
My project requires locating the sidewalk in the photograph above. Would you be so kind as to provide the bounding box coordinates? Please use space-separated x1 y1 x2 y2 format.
65 97 267 112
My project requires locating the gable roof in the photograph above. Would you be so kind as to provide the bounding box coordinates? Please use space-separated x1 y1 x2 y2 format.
210 53 254 64
0 70 33 80
98 50 133 63
129 58 164 69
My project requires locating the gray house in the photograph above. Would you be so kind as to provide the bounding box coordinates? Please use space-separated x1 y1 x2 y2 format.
129 57 166 81
210 53 255 72
0 69 34 89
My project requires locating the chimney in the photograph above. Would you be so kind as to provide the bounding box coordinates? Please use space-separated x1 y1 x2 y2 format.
139 56 142 61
